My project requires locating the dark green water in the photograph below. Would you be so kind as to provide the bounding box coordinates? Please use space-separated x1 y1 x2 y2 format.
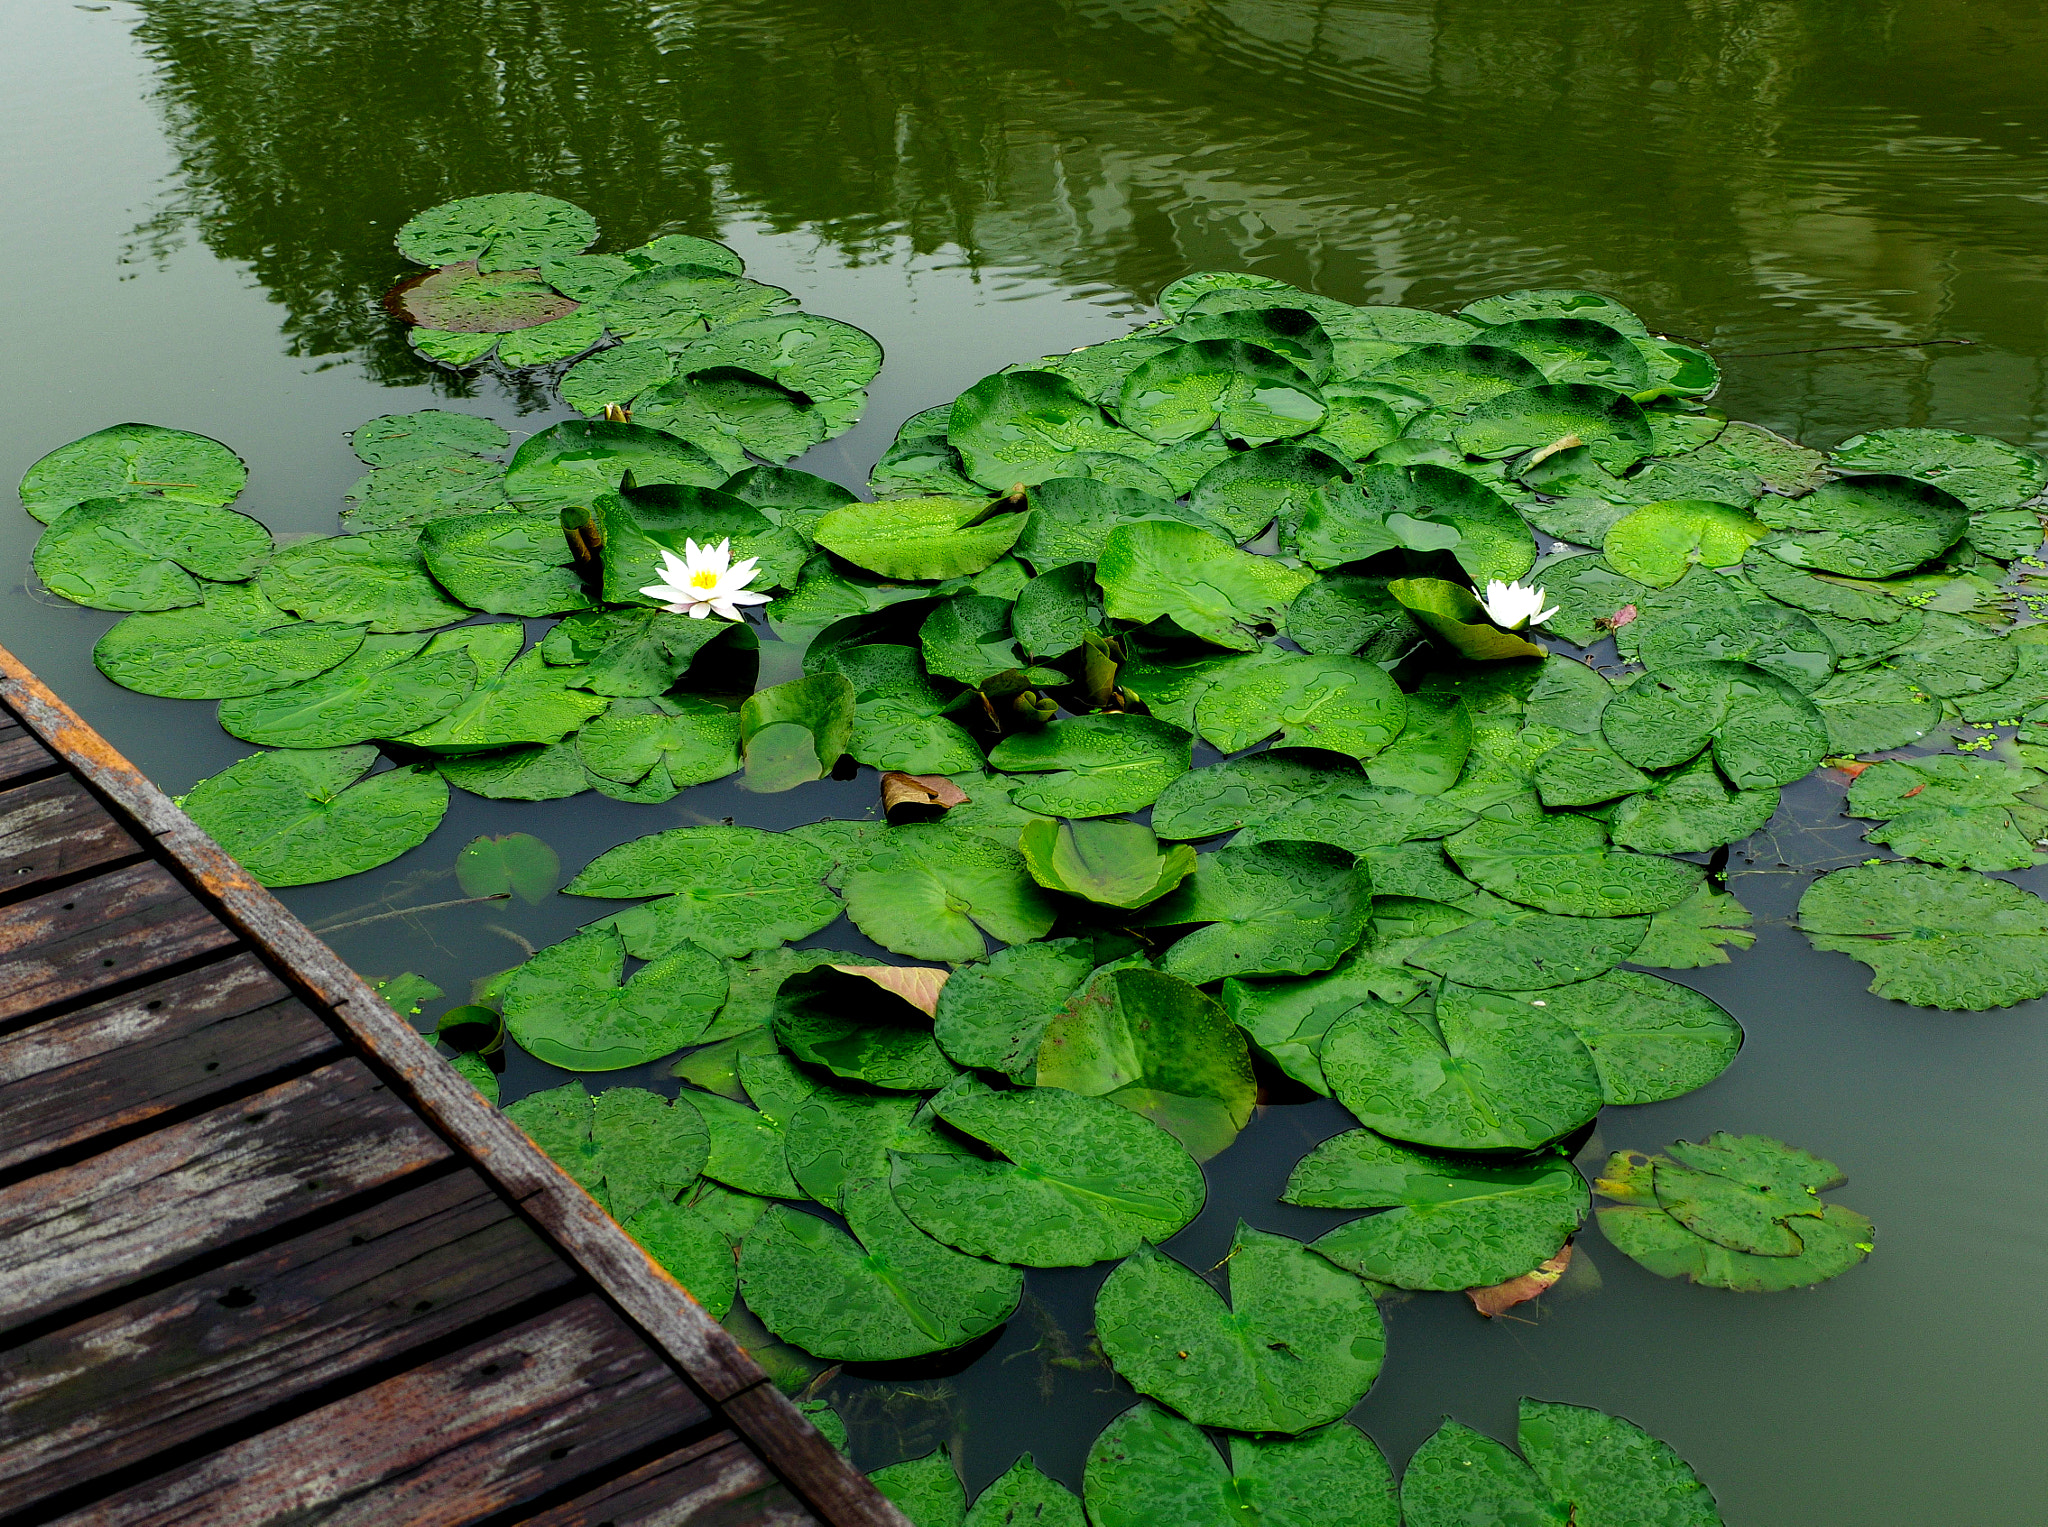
5 3 2048 1521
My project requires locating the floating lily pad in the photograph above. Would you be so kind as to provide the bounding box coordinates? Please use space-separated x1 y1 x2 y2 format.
1757 475 1968 579
539 605 733 697
1297 464 1536 585
95 582 365 699
216 632 476 747
1095 1224 1382 1434
1085 1405 1398 1527
932 938 1096 1077
579 695 741 789
1602 500 1768 589
502 1079 707 1221
1601 660 1828 789
1466 318 1652 391
670 312 882 407
393 624 609 751
1607 753 1777 855
1631 886 1756 970
1014 477 1226 571
1799 860 2048 1009
1036 966 1256 1159
741 1181 1021 1362
1830 426 2047 512
178 745 447 887
739 673 855 792
1846 754 2048 870
1516 1397 1725 1527
342 453 510 531
1188 442 1350 540
587 265 796 341
891 1080 1205 1266
965 1457 1083 1527
560 341 677 416
771 967 956 1092
623 1195 741 1318
1171 306 1333 381
1633 598 1835 692
253 530 470 632
1097 520 1315 650
944 370 1144 486
814 497 1025 580
842 826 1057 962
635 368 826 470
501 927 726 1070
1018 819 1196 909
1286 1130 1587 1291
1401 1422 1566 1527
19 423 248 524
988 714 1193 817
1364 344 1544 411
1446 811 1702 917
1650 1131 1839 1255
1459 288 1649 335
1386 578 1546 662
1133 839 1372 983
1193 650 1407 759
1221 952 1422 1093
1322 983 1604 1150
386 262 580 332
568 823 841 959
1118 341 1326 445
350 409 510 466
34 497 272 611
504 419 726 512
1455 384 1652 473
1889 611 2019 698
456 831 559 906
438 742 590 801
1686 419 1827 497
395 192 598 271
1286 574 1425 660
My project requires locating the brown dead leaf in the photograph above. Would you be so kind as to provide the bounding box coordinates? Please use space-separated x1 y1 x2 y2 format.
1901 782 1925 797
1833 760 1873 780
1467 1243 1572 1318
1523 432 1584 469
830 964 949 1017
881 771 970 820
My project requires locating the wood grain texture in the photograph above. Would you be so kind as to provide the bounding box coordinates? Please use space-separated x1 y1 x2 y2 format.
0 953 337 1172
0 860 236 1025
719 1386 911 1527
0 1171 576 1506
0 1057 449 1333
513 1433 815 1527
0 720 56 786
53 1295 710 1527
0 773 139 894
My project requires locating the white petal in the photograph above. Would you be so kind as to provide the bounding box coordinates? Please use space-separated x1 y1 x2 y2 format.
685 602 712 618
723 588 772 607
1535 605 1560 625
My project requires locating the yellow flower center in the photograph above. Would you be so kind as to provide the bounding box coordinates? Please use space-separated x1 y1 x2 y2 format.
689 570 722 590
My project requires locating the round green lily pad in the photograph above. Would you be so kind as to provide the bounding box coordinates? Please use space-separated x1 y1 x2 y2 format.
1799 860 2048 1009
20 422 247 525
258 530 472 632
178 745 447 887
395 192 598 271
34 497 272 611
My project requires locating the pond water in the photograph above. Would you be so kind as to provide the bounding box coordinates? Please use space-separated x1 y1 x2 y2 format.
6 3 2048 1523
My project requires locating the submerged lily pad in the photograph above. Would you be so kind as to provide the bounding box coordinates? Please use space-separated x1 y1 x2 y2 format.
1095 1225 1383 1434
1798 860 2048 1009
19 422 247 525
178 745 447 887
501 927 726 1070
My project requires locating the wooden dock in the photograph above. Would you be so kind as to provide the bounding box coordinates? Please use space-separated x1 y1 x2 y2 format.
0 645 908 1527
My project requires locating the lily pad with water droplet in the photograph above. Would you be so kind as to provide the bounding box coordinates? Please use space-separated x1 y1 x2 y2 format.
258 529 473 632
1133 839 1373 983
503 1079 707 1222
95 581 366 699
1084 1404 1398 1527
34 497 272 611
179 744 447 886
20 422 247 525
1097 519 1314 650
1799 860 2048 1009
502 927 727 1070
568 823 841 960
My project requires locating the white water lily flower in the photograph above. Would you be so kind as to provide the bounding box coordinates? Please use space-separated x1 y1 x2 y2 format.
640 538 772 621
1478 578 1559 630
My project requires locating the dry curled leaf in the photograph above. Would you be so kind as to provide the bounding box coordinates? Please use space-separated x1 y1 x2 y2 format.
831 963 950 1017
881 771 971 821
1468 1243 1572 1318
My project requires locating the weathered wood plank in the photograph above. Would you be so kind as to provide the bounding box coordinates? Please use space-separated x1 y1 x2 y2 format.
0 953 338 1172
720 1385 902 1527
0 773 139 894
514 1433 815 1526
0 861 236 1025
54 1295 710 1527
0 1171 577 1507
0 1057 450 1333
0 720 56 786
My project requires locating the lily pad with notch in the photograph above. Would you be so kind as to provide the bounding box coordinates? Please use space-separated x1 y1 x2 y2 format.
94 582 366 700
1132 839 1372 983
395 192 598 272
19 422 248 525
1798 860 2048 1010
502 1079 707 1222
258 530 472 631
501 926 727 1070
216 632 477 748
1608 752 1778 855
932 937 1097 1077
1084 1404 1398 1527
34 497 272 612
842 824 1058 962
393 624 609 752
567 823 841 960
1601 660 1829 789
1188 442 1351 540
178 745 447 887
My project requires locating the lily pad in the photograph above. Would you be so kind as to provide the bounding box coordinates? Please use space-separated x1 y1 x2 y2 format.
393 624 609 752
1757 475 1968 578
1192 650 1408 760
504 420 726 513
740 1181 1021 1362
891 1080 1205 1266
1845 755 2048 870
418 512 596 616
739 673 856 792
1601 660 1829 789
1297 464 1536 586
1094 1224 1383 1434
1221 951 1424 1093
965 1458 1083 1527
1400 1421 1566 1527
668 312 882 408
178 745 447 887
1386 578 1547 662
385 262 579 332
350 409 509 466
1286 574 1426 660
1517 1397 1725 1527
1018 818 1196 909
1608 753 1778 855
988 714 1193 817
1798 860 2048 1009
1133 839 1372 983
1015 476 1228 570
1097 520 1315 650
1525 968 1742 1103
540 606 733 696
771 968 956 1092
1118 341 1327 444
1321 983 1604 1150
1363 344 1545 411
1631 886 1756 970
395 192 597 271
559 341 677 416
501 927 726 1070
1231 783 1475 857
842 825 1058 962
1633 599 1836 693
1602 500 1768 589
1649 1131 1840 1255
1455 384 1653 473
456 831 560 905
1286 1130 1588 1290
1036 967 1256 1159
1466 318 1652 391
623 1195 741 1318
502 1080 707 1222
216 632 477 748
579 695 741 790
33 497 270 612
1830 426 2047 512
567 823 841 959
1889 611 2019 698
944 370 1144 487
635 369 825 470
1085 1405 1398 1527
95 582 365 699
341 453 510 531
1171 306 1334 381
438 743 590 801
932 938 1097 1077
1445 811 1702 917
258 530 473 631
20 423 248 524
1188 442 1351 540
815 497 1026 580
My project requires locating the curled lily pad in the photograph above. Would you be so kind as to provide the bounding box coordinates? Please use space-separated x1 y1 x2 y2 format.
1036 966 1256 1159
34 497 272 611
257 530 472 632
739 673 855 792
216 632 476 748
502 927 726 1070
843 826 1057 962
1018 819 1196 909
1322 983 1603 1150
1386 578 1546 662
95 582 365 699
1095 1225 1383 1434
1097 520 1314 650
891 1080 1205 1266
1454 384 1652 472
988 714 1192 817
741 1182 1021 1362
19 422 247 525
350 410 509 466
1445 811 1702 917
1118 340 1327 445
395 192 597 271
1286 1130 1588 1291
1602 500 1768 589
815 497 1026 579
771 968 956 1092
1800 859 2048 1009
567 823 841 959
1086 1406 1396 1527
932 938 1097 1077
1133 839 1373 983
1601 660 1828 789
178 745 447 887
502 1080 707 1222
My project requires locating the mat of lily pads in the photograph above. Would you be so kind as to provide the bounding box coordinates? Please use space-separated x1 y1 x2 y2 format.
30 206 2048 1520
